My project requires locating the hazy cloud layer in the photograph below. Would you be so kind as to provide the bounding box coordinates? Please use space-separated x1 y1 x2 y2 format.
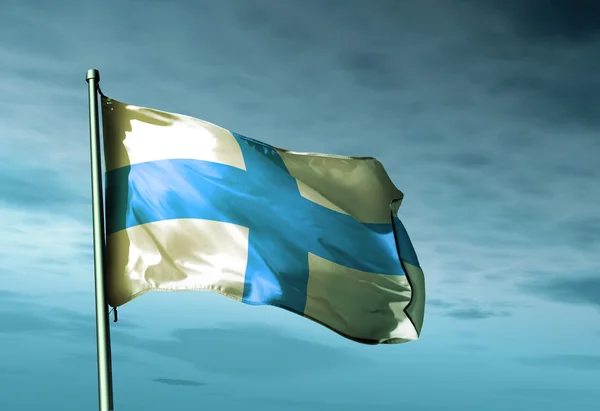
523 276 600 309
0 291 365 378
0 290 95 338
113 325 369 378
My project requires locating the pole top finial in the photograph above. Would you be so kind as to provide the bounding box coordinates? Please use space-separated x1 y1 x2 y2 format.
86 69 100 82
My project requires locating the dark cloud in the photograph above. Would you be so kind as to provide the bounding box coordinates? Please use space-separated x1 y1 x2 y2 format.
487 65 600 129
444 307 510 320
559 218 600 250
427 298 512 320
234 1 316 54
551 164 599 180
491 0 600 42
437 174 506 205
502 174 551 200
440 1 600 130
523 276 600 309
153 378 206 387
426 298 454 309
340 50 400 91
450 153 494 169
518 355 600 371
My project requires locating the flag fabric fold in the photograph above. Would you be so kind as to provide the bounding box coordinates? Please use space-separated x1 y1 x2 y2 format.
101 95 425 344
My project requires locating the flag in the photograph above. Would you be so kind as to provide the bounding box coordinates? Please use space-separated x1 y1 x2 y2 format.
101 95 425 344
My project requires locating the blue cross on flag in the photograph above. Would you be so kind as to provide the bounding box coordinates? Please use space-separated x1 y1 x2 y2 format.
101 96 425 344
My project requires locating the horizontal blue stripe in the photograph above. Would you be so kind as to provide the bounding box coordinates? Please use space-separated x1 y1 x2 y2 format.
105 159 407 271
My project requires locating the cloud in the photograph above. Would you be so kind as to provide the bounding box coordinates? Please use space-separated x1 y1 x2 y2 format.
446 152 494 170
487 0 600 42
523 276 600 310
0 289 95 338
1 0 597 301
426 298 454 309
0 207 92 289
232 0 317 55
444 307 510 320
0 159 88 215
0 290 366 379
518 355 600 371
115 324 370 378
559 217 600 251
340 50 400 91
404 1 600 131
153 378 206 387
426 299 512 320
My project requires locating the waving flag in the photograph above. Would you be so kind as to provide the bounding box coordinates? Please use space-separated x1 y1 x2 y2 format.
101 96 425 344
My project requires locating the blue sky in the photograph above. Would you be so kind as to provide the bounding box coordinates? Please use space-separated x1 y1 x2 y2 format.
1 0 599 410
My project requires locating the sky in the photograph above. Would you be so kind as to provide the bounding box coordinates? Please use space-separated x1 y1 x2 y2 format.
0 0 599 410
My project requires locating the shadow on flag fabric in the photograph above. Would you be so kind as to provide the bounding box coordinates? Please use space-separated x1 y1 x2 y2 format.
101 95 425 344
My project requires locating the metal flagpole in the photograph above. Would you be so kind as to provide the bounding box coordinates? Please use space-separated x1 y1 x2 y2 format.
86 69 115 411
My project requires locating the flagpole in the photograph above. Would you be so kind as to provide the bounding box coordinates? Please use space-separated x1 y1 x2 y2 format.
86 68 115 411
